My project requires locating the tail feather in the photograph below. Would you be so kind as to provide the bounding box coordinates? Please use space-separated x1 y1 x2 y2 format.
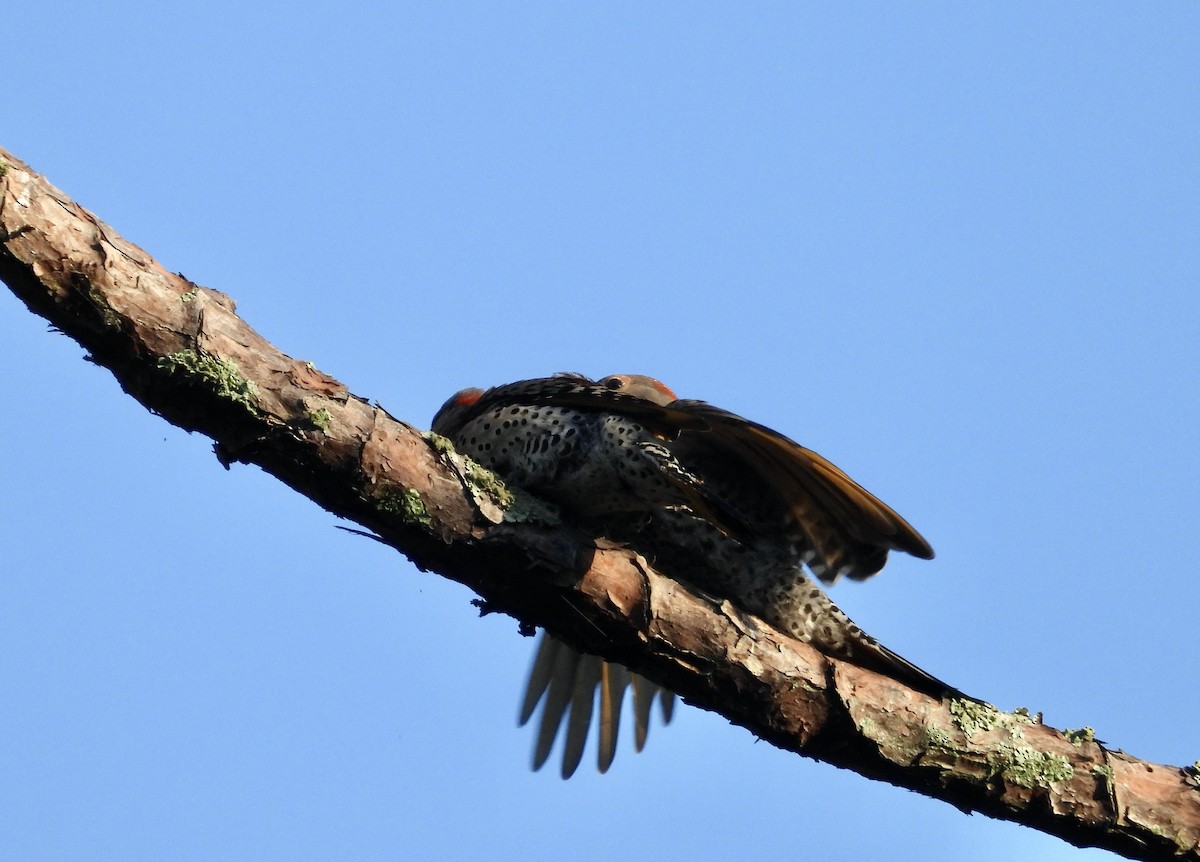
560 656 600 778
531 641 581 771
598 662 628 773
519 634 562 726
630 673 659 752
520 633 675 775
658 686 676 723
849 635 975 703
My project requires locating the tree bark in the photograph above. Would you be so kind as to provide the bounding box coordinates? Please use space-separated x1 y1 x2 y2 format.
2 146 1197 861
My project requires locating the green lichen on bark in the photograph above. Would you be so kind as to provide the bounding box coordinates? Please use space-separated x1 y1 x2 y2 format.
949 700 1034 738
1065 726 1095 746
81 280 122 329
988 742 1074 788
946 700 1073 789
157 349 258 414
377 488 432 528
921 723 956 751
949 699 1003 736
307 407 333 432
424 432 559 526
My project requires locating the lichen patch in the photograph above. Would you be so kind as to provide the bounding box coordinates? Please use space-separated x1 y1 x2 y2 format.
157 349 258 414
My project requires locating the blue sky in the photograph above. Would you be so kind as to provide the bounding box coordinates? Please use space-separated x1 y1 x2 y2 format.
3 4 1198 860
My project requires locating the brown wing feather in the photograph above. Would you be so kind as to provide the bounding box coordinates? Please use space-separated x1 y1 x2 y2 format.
671 400 934 562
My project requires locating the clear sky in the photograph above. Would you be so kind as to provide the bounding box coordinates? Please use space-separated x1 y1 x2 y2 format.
3 4 1198 860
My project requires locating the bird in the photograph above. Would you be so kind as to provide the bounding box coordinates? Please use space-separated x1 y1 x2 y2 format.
431 373 956 777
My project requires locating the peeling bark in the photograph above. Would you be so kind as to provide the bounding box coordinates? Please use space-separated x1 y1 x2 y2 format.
3 147 1198 861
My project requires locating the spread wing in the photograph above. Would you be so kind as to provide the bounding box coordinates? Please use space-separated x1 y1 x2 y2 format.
670 400 934 581
433 375 933 582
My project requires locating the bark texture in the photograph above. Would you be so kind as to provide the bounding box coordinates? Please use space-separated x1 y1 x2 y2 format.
3 146 1198 861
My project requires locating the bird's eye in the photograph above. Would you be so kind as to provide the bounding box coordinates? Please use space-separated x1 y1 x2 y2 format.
603 377 624 390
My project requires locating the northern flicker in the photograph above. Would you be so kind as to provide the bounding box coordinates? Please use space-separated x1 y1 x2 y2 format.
431 373 955 777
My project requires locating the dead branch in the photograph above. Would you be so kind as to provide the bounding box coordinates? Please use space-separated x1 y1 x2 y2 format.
2 146 1197 861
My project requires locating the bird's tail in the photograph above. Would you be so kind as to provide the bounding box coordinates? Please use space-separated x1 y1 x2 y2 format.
839 629 973 702
519 633 674 778
755 578 975 703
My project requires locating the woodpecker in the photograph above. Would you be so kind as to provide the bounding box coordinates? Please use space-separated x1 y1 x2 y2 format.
432 373 953 777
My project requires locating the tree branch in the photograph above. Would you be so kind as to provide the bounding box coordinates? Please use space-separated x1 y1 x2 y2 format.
3 146 1197 861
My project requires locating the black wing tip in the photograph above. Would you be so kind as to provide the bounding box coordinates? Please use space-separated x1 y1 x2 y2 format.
889 523 935 560
907 540 936 561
